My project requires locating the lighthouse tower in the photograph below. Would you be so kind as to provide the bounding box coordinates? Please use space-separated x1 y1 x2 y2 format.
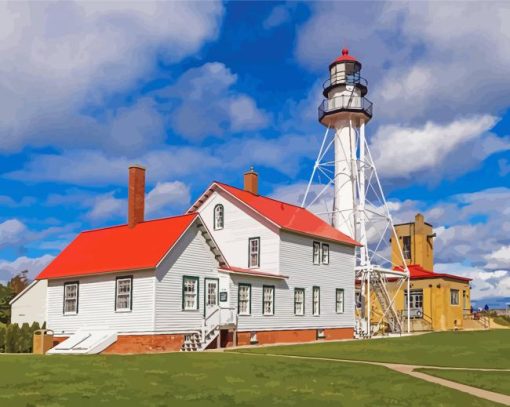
302 49 410 337
318 48 372 240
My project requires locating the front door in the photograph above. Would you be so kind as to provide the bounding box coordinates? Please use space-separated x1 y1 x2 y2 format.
204 278 219 316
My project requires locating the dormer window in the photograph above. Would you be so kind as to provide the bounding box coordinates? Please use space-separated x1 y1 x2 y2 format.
214 204 224 230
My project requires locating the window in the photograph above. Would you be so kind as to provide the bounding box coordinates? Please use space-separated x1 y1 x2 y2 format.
402 236 411 260
63 282 79 315
182 276 199 310
450 289 459 305
313 286 320 316
336 289 344 313
248 237 260 268
238 284 251 315
321 244 330 265
294 288 305 315
115 277 132 311
313 241 320 265
214 204 224 230
263 285 274 316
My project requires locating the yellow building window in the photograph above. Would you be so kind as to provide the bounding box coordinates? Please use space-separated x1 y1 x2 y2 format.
450 289 459 305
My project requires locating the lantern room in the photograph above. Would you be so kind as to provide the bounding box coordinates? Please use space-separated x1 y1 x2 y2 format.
318 48 372 126
323 48 367 97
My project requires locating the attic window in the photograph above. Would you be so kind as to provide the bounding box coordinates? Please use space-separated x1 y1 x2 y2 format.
214 204 224 230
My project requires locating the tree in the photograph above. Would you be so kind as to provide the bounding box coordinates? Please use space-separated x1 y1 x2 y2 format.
8 270 29 295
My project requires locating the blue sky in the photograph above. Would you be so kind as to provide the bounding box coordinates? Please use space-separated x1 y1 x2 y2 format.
0 1 509 304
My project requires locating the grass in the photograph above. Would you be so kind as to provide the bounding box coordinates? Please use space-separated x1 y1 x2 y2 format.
417 368 510 396
0 352 500 406
235 330 510 369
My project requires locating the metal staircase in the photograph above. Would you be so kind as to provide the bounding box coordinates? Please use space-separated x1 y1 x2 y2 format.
371 273 402 334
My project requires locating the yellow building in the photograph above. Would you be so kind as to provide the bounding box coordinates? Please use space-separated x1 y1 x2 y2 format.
389 214 471 331
358 213 471 332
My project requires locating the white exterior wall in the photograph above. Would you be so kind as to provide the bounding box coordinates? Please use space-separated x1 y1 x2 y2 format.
154 223 219 332
10 280 48 326
232 231 355 331
196 189 280 273
47 270 155 335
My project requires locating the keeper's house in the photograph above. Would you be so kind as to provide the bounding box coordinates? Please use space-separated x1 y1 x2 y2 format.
14 166 359 354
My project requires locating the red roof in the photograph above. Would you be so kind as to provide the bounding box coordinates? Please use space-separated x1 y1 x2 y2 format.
397 264 471 283
204 182 360 246
36 214 197 280
219 266 288 280
332 48 359 64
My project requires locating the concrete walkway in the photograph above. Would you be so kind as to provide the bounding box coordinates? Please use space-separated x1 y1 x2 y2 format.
237 352 510 406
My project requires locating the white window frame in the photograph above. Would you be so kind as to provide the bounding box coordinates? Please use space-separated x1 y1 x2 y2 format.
183 276 199 311
336 288 344 314
313 241 320 265
450 289 459 306
294 288 305 316
63 282 79 315
248 237 260 268
263 285 274 316
313 286 320 316
238 284 251 315
321 244 330 265
115 276 132 312
214 204 224 230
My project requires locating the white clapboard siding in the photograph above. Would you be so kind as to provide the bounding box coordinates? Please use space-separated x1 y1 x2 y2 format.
154 223 220 332
47 270 155 335
10 279 48 326
232 231 355 331
196 189 280 273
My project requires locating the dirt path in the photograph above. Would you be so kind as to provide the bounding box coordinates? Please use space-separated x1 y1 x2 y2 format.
236 352 510 406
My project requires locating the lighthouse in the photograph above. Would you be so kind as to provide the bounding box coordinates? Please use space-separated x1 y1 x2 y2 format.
318 48 372 240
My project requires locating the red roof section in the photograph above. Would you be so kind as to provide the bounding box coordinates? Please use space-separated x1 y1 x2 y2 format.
219 266 288 280
37 214 197 280
332 48 358 64
397 264 471 283
213 182 361 246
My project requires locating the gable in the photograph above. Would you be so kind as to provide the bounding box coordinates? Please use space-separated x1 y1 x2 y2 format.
189 182 361 247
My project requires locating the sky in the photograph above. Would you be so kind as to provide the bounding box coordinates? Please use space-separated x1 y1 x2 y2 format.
0 1 509 306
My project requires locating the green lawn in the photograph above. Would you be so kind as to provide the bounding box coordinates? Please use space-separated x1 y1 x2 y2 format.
236 330 510 369
417 368 510 396
0 353 499 407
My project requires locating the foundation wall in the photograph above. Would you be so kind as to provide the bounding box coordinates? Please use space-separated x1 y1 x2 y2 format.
237 327 353 346
102 334 185 354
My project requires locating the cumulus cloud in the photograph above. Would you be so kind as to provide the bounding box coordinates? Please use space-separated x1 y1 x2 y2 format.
435 263 510 301
0 254 55 282
485 245 510 270
0 1 223 153
159 62 269 140
8 131 316 186
146 181 191 217
295 2 510 122
84 181 191 222
86 192 126 222
370 115 507 181
0 219 27 250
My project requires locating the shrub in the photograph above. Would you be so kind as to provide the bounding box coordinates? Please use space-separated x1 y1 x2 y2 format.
0 321 45 353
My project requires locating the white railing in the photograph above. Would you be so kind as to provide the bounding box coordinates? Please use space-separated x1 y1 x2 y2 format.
201 306 237 344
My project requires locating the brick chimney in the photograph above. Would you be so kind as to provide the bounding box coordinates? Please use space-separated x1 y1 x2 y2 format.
128 165 145 228
244 166 258 195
